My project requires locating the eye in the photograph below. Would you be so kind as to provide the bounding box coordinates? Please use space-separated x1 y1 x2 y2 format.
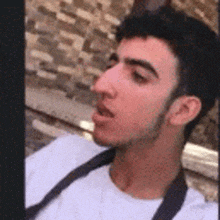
132 71 148 84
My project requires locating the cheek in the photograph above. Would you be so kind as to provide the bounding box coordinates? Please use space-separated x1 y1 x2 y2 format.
117 81 169 115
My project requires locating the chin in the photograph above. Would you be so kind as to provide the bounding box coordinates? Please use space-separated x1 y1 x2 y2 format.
92 129 120 147
92 133 129 151
92 133 112 147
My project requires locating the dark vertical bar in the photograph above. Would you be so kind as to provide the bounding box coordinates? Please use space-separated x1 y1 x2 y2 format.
2 4 25 220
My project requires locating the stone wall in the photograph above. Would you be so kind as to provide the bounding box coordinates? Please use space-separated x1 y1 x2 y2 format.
25 0 218 150
25 0 132 87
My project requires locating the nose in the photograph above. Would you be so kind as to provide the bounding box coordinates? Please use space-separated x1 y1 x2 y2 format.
91 66 119 99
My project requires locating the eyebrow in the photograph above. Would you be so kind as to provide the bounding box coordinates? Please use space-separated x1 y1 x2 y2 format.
124 57 159 79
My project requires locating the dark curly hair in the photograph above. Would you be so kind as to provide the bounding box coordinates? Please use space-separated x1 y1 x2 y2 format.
115 6 219 143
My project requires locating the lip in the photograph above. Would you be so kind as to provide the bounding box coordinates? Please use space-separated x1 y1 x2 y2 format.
97 102 115 117
92 102 115 123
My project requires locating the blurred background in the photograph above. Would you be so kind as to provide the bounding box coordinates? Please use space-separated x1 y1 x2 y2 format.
25 0 218 201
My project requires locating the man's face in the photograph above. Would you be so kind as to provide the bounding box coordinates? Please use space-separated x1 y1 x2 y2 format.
91 37 178 148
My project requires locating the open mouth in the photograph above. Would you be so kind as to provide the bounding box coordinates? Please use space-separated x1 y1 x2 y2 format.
97 104 114 118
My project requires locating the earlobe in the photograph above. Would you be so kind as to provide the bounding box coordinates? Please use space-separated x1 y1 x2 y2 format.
168 96 202 126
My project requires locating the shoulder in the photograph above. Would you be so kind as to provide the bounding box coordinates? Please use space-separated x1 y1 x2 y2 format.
175 188 218 220
25 134 107 207
26 134 105 169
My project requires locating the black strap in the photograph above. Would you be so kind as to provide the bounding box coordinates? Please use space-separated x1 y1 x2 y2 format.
26 149 116 220
152 168 188 220
26 149 187 220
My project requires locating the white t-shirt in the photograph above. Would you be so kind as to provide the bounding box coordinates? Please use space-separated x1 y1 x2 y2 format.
25 135 217 220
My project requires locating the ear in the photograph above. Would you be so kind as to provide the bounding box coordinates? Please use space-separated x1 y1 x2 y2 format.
166 96 202 126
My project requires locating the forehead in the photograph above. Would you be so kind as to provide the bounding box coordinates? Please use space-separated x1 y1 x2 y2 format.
117 37 179 82
117 36 175 56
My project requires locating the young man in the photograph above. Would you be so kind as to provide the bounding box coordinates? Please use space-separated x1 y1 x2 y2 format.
25 7 219 220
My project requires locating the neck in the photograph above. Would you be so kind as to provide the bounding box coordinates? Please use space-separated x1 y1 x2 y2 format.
109 130 184 200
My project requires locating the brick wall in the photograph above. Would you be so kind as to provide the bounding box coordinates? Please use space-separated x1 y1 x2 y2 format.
25 0 133 87
25 0 218 150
